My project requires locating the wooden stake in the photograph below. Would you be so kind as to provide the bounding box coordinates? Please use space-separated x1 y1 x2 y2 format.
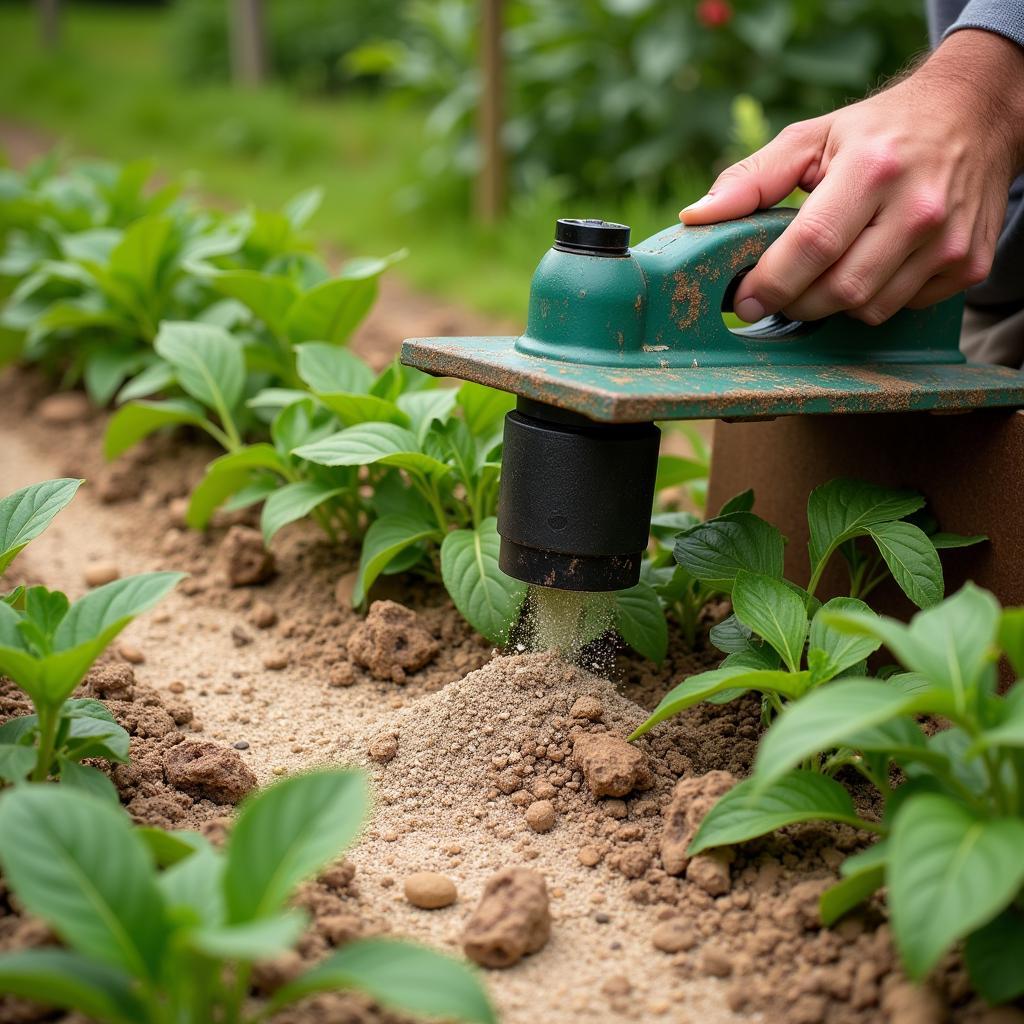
229 0 268 88
476 0 505 223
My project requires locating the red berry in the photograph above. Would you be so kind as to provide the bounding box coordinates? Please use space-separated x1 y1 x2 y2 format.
696 0 733 28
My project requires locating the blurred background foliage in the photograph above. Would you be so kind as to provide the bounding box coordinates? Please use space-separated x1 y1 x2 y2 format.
0 0 928 319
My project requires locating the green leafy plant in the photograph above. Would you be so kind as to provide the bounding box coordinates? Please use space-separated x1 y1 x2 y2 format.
631 479 984 736
0 572 183 795
0 477 81 581
687 584 1024 1004
0 770 495 1024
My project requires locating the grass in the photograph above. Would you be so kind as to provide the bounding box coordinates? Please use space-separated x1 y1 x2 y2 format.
0 3 703 322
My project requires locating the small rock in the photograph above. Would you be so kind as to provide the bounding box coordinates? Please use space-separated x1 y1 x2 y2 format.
164 740 257 804
118 642 145 665
334 570 359 608
569 695 604 721
603 798 628 819
404 872 457 910
660 770 737 876
233 741 250 750
221 525 275 587
601 976 632 998
262 651 289 671
651 917 696 953
83 562 120 587
231 626 253 647
38 391 92 424
318 913 361 946
347 601 439 682
368 733 398 764
250 600 278 628
328 661 356 687
594 912 611 924
685 849 733 896
700 945 733 978
525 799 555 833
881 981 946 1024
578 845 603 867
463 867 551 968
571 732 654 798
612 843 652 879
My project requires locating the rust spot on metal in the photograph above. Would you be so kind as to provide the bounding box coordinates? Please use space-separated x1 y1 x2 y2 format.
671 271 706 331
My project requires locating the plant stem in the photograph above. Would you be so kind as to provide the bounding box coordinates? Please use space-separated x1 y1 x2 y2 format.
31 702 59 782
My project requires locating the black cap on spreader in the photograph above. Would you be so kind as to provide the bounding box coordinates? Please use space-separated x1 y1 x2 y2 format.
553 218 631 257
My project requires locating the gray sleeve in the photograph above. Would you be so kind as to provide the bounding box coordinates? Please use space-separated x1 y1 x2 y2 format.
943 0 1024 48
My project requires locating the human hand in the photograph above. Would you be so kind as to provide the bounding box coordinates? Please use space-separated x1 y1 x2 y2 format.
681 29 1024 324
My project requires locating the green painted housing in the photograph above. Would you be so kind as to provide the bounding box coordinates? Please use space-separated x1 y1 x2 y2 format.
402 209 1024 422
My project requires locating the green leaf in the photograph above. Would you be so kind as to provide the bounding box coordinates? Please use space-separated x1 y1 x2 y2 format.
649 511 700 541
261 481 346 545
158 842 224 927
186 444 288 529
732 571 808 672
286 277 377 345
283 185 323 229
806 479 924 570
271 938 496 1024
398 389 459 441
224 769 369 922
456 381 515 437
614 583 668 663
655 454 706 491
930 531 988 549
889 792 1024 979
808 597 881 681
295 422 449 477
820 861 886 926
154 320 245 415
964 907 1024 1004
708 614 754 654
138 827 211 868
296 342 374 394
0 478 81 574
689 772 864 855
864 520 943 609
208 269 299 338
107 213 173 299
440 519 527 644
630 665 808 739
719 488 754 515
314 391 409 427
674 512 784 592
0 743 35 783
998 608 1024 677
753 678 925 788
821 584 1001 716
354 514 440 607
0 786 167 979
191 910 307 959
116 360 177 404
58 759 120 804
83 347 145 406
0 950 146 1024
103 399 206 460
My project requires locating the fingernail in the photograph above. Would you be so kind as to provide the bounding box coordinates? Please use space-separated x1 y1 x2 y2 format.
734 297 766 323
680 194 714 215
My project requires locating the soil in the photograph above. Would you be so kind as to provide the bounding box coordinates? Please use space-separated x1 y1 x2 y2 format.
1 120 1021 1024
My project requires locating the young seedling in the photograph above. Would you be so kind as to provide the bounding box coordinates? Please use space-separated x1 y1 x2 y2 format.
631 478 984 736
0 769 496 1024
687 585 1024 1005
0 572 183 795
0 477 81 585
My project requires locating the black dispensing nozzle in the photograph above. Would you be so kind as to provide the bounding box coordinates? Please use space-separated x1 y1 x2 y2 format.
496 398 660 592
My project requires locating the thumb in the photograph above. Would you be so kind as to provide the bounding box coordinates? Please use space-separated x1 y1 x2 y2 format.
680 119 828 225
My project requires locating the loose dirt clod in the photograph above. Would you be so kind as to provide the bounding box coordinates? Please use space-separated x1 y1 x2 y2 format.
569 694 604 720
660 770 737 875
83 561 120 586
164 739 258 804
367 732 398 764
250 600 278 628
118 642 145 665
221 525 276 586
347 601 439 682
404 872 457 909
462 867 551 968
525 799 556 833
86 662 135 701
651 917 697 953
571 731 654 798
686 849 734 896
36 390 91 424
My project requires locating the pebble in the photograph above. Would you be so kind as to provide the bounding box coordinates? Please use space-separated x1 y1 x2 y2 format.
652 917 697 953
84 562 120 587
594 912 611 924
569 695 604 720
233 741 250 750
250 600 278 629
168 681 186 694
37 391 91 424
118 642 145 664
262 651 289 671
231 626 253 647
334 570 359 609
328 661 356 687
404 872 457 910
368 733 398 764
578 845 603 867
525 799 555 833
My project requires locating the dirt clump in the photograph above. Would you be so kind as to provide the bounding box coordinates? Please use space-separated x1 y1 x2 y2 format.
571 731 654 798
525 799 555 833
36 390 92 425
83 560 120 586
86 662 136 701
462 867 551 968
347 601 439 682
164 739 258 804
660 769 737 875
222 525 276 586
